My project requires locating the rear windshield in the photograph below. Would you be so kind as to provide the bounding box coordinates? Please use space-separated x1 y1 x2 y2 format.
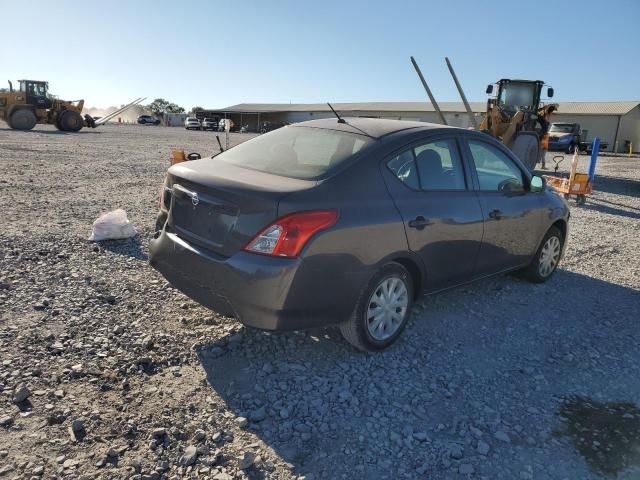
216 126 372 179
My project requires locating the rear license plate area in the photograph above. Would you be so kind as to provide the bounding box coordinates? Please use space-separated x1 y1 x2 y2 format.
170 184 239 247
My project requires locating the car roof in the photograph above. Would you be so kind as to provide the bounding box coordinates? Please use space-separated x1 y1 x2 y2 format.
289 117 457 139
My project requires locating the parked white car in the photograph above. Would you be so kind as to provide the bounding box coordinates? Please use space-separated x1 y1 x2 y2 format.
184 117 201 130
202 118 218 131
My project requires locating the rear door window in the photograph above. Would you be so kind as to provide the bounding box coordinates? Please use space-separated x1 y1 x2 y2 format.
386 138 466 191
388 150 419 190
414 139 466 191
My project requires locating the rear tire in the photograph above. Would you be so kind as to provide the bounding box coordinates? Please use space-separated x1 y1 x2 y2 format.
9 109 37 130
59 110 84 132
521 226 564 283
339 262 413 352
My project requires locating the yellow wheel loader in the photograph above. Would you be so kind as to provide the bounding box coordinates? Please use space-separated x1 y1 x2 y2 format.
410 58 558 170
480 79 558 170
0 79 144 132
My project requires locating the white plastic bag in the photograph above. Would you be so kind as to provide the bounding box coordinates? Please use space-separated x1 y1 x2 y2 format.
88 209 137 241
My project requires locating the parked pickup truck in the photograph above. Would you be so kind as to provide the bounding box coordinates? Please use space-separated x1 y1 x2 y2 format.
548 122 609 154
578 139 609 154
548 123 581 153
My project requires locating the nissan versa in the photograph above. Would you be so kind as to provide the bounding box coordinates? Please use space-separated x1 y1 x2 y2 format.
150 118 569 351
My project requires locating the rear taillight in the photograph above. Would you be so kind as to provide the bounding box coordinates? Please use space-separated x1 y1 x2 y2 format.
244 210 338 258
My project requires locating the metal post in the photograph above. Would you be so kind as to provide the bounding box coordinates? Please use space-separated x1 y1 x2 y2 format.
588 138 600 183
612 115 622 154
410 56 447 125
445 57 478 129
225 112 229 149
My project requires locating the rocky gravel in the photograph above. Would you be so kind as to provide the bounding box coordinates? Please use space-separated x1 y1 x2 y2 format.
1 123 639 479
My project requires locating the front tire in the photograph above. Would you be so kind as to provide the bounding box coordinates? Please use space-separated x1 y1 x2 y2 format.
9 109 37 130
339 262 413 352
59 110 84 132
522 226 564 283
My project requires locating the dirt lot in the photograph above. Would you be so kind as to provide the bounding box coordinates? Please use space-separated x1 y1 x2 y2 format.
1 124 639 480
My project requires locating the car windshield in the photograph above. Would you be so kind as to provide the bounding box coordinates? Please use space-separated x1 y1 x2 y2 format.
216 126 372 180
550 124 574 133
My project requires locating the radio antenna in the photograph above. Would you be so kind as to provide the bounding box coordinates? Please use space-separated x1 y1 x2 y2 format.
327 102 346 123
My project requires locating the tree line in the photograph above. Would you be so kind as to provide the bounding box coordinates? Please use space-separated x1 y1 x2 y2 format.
146 99 204 116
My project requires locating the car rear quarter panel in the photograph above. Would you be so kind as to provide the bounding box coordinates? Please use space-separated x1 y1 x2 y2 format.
276 147 414 319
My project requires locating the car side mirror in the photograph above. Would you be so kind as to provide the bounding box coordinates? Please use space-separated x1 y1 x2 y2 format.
530 175 544 192
486 84 494 94
547 87 554 98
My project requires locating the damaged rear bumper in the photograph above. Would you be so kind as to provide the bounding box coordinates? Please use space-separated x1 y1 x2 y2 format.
149 230 366 331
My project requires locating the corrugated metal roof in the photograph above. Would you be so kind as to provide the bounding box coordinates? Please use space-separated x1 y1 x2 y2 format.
217 102 486 113
216 101 639 116
554 101 640 115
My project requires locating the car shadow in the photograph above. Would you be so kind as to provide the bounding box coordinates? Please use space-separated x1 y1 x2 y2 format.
580 197 640 220
96 235 148 260
592 175 640 197
195 269 640 478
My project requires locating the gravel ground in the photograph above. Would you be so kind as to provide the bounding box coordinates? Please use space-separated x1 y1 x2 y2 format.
1 124 639 480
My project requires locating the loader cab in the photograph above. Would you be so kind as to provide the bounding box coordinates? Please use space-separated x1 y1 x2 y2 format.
18 80 51 109
494 79 544 114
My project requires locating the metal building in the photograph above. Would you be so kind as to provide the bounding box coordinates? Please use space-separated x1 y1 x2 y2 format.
202 101 640 152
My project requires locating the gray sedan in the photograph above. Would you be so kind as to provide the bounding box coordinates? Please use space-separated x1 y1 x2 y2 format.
150 118 569 351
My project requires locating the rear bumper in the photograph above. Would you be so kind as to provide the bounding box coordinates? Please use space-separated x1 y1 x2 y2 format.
149 230 369 331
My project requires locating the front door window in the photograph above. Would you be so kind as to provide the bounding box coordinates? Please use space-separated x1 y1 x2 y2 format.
467 140 525 192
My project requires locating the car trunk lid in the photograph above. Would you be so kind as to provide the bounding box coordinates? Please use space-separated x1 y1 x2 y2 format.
166 158 315 257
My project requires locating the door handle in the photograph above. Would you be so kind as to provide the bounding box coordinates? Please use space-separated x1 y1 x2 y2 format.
489 209 503 220
408 216 432 230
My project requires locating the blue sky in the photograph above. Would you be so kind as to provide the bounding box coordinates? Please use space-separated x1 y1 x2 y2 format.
3 0 638 109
